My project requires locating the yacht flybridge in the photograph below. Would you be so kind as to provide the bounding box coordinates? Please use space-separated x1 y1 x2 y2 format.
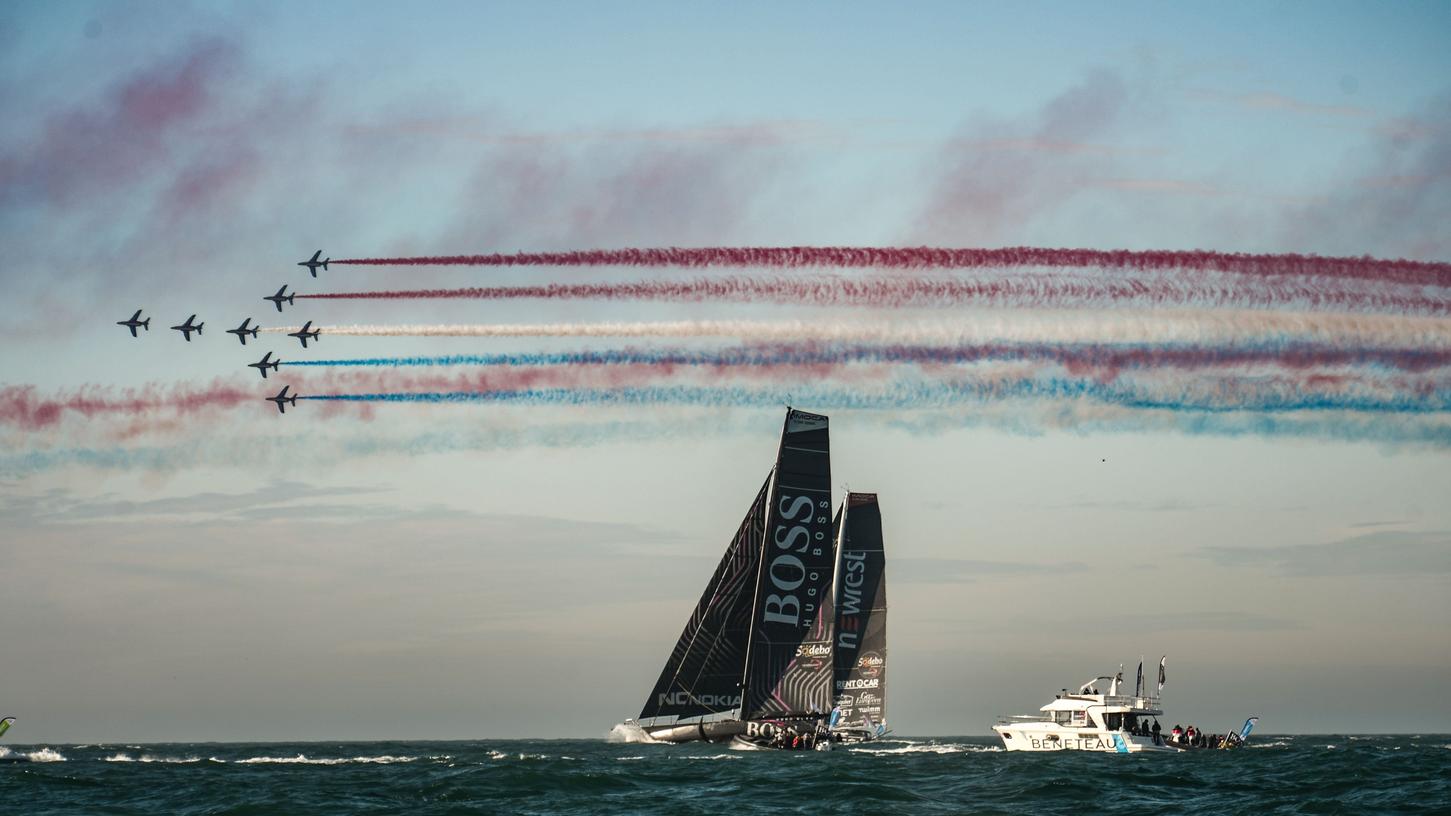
994 663 1173 753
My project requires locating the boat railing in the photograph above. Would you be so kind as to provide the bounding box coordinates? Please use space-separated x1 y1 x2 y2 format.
1099 694 1162 710
995 714 1047 724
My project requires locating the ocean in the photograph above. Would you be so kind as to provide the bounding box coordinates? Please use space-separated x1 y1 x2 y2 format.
2 735 1447 814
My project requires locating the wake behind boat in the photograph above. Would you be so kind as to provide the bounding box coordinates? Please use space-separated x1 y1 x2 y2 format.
620 409 891 751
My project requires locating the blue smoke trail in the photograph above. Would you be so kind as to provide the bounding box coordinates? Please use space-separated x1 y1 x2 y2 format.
283 342 1450 372
300 380 1451 414
5 405 1449 478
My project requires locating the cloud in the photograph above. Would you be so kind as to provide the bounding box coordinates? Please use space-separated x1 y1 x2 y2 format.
1201 529 1451 576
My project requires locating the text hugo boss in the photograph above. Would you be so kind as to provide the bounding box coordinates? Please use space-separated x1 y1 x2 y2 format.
761 494 831 628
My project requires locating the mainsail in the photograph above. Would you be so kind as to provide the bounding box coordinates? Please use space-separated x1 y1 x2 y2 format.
742 409 836 720
831 493 888 732
639 477 770 723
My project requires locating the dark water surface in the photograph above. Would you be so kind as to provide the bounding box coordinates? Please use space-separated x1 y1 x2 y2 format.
3 735 1447 815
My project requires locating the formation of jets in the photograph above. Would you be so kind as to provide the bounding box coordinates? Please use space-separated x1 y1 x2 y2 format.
115 251 337 414
171 314 204 341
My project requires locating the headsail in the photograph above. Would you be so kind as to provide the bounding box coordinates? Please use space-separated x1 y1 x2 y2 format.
742 408 835 720
831 493 888 732
639 477 770 722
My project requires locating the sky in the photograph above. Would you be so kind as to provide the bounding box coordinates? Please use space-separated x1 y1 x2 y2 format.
1 0 1448 741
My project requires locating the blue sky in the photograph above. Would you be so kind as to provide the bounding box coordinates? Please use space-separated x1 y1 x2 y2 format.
0 1 1447 740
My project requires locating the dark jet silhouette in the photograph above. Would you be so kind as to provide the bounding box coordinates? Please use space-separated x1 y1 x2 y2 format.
266 385 298 414
117 309 150 337
227 317 260 345
264 285 295 313
298 250 329 277
289 321 320 349
170 314 204 342
249 351 281 379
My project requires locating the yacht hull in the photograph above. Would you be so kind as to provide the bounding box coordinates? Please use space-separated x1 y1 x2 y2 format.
993 724 1175 753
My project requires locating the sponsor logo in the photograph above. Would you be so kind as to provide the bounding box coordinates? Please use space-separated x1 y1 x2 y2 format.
855 692 879 708
657 692 741 708
1026 736 1118 751
836 678 880 690
838 551 867 616
795 642 831 658
762 494 831 629
857 654 884 667
836 695 854 708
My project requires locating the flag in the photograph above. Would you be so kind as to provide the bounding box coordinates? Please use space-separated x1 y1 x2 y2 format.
1135 660 1144 697
1157 656 1167 694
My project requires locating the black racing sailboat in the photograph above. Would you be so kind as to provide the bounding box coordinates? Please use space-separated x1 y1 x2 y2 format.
630 409 837 749
828 493 889 742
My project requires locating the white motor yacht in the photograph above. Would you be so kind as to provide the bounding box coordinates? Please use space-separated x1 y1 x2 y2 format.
993 671 1174 753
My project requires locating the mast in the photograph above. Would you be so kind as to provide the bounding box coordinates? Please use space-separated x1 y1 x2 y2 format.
737 463 777 718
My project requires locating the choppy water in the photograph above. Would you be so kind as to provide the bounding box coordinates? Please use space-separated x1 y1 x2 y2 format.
3 735 1448 814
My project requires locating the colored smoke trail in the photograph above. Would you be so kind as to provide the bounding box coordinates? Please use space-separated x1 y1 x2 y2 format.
7 405 1450 477
331 246 1451 286
302 378 1451 415
0 381 254 432
298 274 1448 315
261 312 1451 348
286 342 1451 374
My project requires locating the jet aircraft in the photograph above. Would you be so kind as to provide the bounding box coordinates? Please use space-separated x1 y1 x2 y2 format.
249 351 281 379
266 385 298 414
264 285 295 312
117 309 150 337
170 314 204 341
298 250 329 277
289 321 320 349
227 317 260 345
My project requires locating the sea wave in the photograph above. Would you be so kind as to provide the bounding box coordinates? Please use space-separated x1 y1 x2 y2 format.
605 722 662 744
103 753 203 763
0 747 66 762
851 741 1001 755
231 755 419 765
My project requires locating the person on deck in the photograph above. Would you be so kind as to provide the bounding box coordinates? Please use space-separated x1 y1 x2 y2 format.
1152 720 1162 745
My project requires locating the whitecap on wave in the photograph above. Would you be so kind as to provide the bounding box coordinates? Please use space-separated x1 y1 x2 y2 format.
104 753 202 763
606 722 662 744
0 747 66 762
850 742 999 755
232 754 418 765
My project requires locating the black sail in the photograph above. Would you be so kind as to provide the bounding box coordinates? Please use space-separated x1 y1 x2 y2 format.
742 409 835 720
832 493 887 731
639 476 770 722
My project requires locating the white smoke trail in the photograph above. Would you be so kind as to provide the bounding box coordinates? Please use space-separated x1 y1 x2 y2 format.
261 310 1451 348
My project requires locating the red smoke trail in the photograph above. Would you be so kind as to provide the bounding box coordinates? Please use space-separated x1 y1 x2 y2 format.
332 247 1451 286
298 274 1447 315
0 380 254 432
